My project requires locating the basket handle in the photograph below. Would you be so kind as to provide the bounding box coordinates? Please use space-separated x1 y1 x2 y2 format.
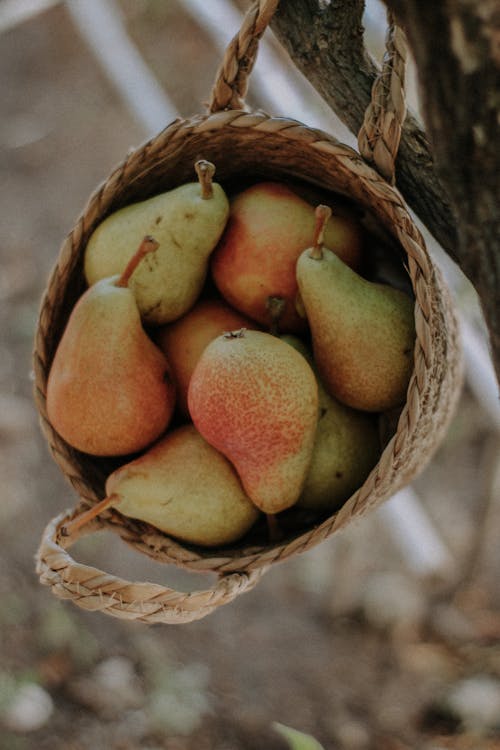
208 2 407 185
357 11 408 185
208 0 280 113
36 509 266 625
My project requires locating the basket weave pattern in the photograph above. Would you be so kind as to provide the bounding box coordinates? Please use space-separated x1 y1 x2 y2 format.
35 112 462 603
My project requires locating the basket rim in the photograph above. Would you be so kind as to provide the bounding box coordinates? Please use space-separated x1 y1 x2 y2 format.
33 108 462 575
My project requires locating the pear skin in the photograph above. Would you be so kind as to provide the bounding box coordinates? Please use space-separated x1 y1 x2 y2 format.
84 161 229 325
211 181 364 333
47 239 175 456
296 206 416 412
187 329 318 514
156 298 258 417
282 335 381 512
63 425 260 548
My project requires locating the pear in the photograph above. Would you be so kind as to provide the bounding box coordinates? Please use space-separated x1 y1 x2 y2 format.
84 160 230 325
282 335 380 512
156 298 258 417
187 329 318 514
46 237 176 456
296 206 416 412
211 181 364 333
62 425 260 548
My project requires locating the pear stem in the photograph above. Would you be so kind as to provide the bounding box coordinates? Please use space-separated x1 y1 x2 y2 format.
308 204 332 260
115 236 159 288
266 296 286 337
60 495 119 537
195 159 216 199
223 328 246 339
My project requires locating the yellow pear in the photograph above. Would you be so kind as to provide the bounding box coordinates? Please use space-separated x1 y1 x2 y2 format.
84 160 229 324
62 425 260 547
296 206 416 412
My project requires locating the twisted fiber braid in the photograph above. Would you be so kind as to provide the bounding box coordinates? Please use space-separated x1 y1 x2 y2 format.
36 512 266 624
358 14 408 185
34 110 462 617
208 0 280 113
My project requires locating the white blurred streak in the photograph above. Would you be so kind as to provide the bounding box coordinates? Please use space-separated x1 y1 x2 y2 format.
65 0 179 137
418 226 500 433
377 488 455 579
0 0 61 33
182 0 308 116
181 0 244 51
182 0 353 141
459 315 500 432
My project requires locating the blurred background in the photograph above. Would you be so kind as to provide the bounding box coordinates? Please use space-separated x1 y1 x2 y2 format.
1 1 499 749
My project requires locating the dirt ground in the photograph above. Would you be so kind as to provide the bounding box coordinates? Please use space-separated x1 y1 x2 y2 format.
1 3 499 749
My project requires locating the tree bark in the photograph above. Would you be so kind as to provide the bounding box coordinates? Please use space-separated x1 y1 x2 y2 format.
270 0 500 384
384 0 500 382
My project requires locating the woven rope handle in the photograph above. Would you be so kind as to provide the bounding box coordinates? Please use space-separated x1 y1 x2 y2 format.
358 12 408 184
208 0 280 112
36 510 266 624
209 2 407 185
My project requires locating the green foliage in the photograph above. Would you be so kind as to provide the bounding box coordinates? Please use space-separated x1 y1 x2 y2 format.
273 722 325 750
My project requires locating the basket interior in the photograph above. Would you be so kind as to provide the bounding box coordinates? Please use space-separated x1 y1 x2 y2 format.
35 114 423 571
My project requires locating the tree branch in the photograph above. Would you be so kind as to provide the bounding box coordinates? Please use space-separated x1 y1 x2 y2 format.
383 0 500 382
270 0 460 259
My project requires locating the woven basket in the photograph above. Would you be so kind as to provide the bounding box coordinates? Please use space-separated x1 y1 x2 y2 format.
34 1 462 624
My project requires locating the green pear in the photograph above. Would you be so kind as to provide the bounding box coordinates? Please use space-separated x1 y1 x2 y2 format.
62 425 260 547
296 206 416 412
84 160 230 325
282 335 381 512
46 238 176 456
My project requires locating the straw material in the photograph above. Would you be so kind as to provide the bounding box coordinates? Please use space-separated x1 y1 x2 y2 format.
36 510 266 624
34 1 463 623
358 12 408 184
208 0 280 112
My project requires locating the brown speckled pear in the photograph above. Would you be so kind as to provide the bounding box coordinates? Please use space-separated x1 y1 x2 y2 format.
187 329 319 514
296 206 416 412
46 238 176 456
84 160 229 325
211 181 364 333
62 425 260 547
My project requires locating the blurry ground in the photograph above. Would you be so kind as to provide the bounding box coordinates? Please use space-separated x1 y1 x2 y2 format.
1 2 500 749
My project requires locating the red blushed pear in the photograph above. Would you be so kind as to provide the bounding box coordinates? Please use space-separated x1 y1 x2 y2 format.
187 329 319 515
46 237 176 456
211 181 364 333
156 298 259 417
